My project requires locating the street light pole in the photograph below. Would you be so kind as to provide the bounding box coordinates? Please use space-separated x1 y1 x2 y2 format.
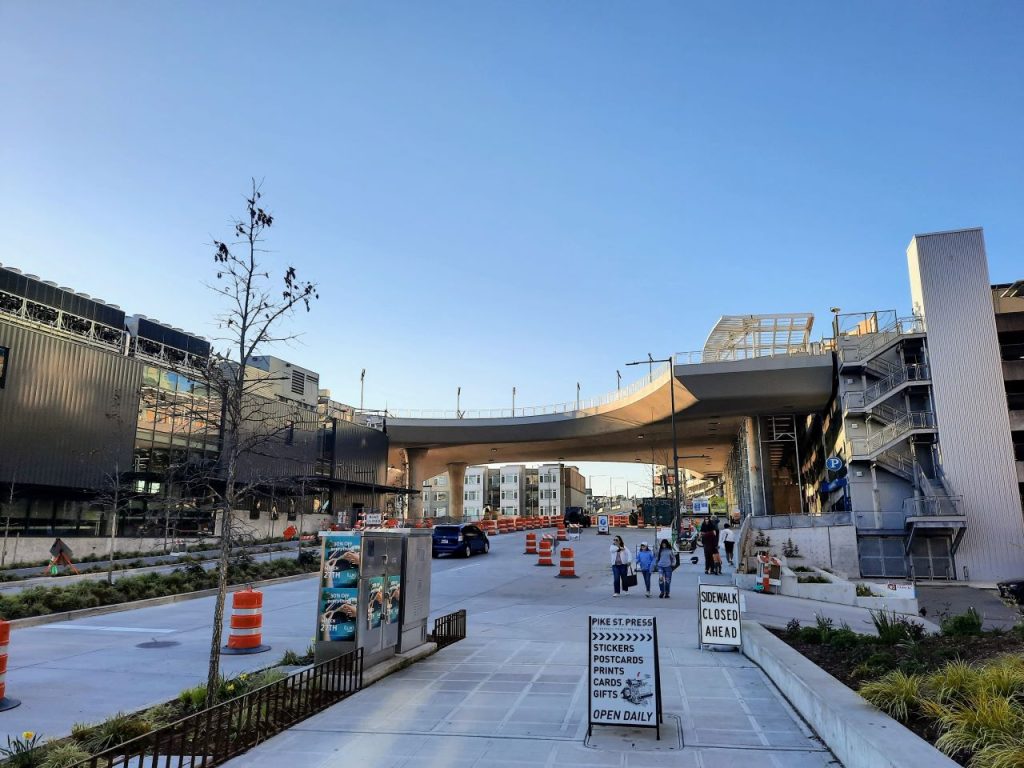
512 386 516 416
616 370 621 392
360 369 365 412
627 354 681 543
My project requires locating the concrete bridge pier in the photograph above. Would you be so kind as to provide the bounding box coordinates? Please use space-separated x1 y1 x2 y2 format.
406 447 428 521
447 462 467 521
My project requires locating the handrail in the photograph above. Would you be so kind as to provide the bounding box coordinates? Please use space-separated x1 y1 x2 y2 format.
904 495 964 517
674 342 828 365
848 410 937 457
839 316 925 363
360 363 671 420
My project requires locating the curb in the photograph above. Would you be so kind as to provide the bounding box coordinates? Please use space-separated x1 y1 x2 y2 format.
363 642 438 687
740 620 958 768
10 572 320 629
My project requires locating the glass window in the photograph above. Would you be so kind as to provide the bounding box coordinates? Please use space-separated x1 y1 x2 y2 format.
142 366 160 388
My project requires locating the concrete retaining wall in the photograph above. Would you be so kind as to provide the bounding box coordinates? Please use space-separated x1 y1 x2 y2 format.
741 620 958 768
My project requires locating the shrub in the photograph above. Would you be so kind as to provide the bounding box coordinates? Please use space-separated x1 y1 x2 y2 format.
927 660 981 707
828 628 861 650
40 742 91 768
281 645 315 666
856 583 875 597
72 713 152 753
860 670 924 722
798 575 830 584
870 610 926 644
790 566 814 573
941 607 985 637
783 618 801 639
932 689 1024 761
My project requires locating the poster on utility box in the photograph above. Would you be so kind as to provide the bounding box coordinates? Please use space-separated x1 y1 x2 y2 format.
318 532 362 642
589 615 660 728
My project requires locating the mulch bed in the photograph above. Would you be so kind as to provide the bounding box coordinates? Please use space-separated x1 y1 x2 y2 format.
772 629 1024 689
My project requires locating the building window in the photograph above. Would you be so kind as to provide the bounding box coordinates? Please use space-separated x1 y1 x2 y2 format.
0 345 8 388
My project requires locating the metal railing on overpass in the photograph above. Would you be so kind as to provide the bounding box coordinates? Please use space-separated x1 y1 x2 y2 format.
360 362 670 420
674 342 830 365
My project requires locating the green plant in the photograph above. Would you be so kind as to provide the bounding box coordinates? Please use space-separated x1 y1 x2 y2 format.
783 618 801 639
782 537 800 557
932 689 1024 762
280 645 315 666
860 670 924 722
927 659 981 707
856 583 875 597
790 566 814 573
798 575 830 584
941 607 985 637
0 731 43 768
870 610 926 644
828 628 861 650
72 713 152 753
39 742 91 768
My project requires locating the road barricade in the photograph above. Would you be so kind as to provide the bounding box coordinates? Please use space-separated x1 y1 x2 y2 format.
0 620 20 710
536 537 555 566
556 547 578 578
524 533 538 555
223 587 271 655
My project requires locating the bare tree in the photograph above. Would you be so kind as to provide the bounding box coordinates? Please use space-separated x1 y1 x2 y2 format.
202 180 318 704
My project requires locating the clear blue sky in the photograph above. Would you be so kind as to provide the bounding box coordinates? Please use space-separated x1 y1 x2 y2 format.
2 2 1022 494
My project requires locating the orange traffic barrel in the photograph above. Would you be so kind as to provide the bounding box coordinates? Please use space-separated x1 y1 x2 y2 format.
536 537 555 566
0 620 20 711
223 587 271 655
556 547 578 578
524 532 538 555
557 525 567 541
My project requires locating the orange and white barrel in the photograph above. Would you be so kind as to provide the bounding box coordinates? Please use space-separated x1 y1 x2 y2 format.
224 587 271 655
524 533 538 555
556 547 578 578
536 537 555 566
0 620 20 710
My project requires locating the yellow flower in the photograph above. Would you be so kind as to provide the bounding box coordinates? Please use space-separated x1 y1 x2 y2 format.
226 684 235 692
21 731 34 741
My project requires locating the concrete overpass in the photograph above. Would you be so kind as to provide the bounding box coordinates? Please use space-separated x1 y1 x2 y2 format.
366 317 835 519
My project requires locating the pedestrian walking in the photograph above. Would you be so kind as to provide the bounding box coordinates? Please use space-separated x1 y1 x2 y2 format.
722 523 735 566
654 538 676 598
701 520 720 575
609 535 633 596
636 542 655 597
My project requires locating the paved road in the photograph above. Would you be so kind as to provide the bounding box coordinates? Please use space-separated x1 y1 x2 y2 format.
4 530 846 765
221 532 841 768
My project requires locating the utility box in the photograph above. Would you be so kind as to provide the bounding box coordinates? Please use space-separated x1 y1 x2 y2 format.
315 529 433 668
398 529 433 652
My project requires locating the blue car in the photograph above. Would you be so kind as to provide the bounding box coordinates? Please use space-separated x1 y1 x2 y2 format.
432 524 490 559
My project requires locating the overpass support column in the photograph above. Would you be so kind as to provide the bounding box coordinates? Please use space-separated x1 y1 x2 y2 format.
447 463 467 522
745 417 767 517
406 448 428 521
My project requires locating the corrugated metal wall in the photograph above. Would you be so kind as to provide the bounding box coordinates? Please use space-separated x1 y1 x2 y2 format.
907 229 1024 583
0 320 141 488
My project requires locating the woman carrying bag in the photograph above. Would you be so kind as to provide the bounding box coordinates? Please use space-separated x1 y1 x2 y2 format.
609 535 634 596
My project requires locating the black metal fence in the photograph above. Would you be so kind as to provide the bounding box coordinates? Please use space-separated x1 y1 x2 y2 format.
429 608 467 649
73 648 363 768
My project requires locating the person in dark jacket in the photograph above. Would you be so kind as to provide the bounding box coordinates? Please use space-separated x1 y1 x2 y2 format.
701 520 720 575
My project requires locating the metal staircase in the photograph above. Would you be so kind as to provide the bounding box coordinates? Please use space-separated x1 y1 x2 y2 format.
840 316 925 365
843 364 931 412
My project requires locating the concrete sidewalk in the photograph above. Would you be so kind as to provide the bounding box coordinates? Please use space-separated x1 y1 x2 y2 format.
221 531 840 768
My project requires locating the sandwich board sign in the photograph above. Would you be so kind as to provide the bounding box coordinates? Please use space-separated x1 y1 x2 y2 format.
597 515 610 535
588 615 662 739
698 583 742 648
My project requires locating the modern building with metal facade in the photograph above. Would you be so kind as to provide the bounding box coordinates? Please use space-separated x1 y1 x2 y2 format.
0 262 395 555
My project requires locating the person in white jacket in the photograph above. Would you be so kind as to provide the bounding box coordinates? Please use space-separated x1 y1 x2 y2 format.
609 535 633 596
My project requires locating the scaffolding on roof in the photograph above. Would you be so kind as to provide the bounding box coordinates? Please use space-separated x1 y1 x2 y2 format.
701 313 815 362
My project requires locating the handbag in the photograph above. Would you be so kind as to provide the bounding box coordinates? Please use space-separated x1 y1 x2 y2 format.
671 552 680 571
623 567 638 589
713 553 722 564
